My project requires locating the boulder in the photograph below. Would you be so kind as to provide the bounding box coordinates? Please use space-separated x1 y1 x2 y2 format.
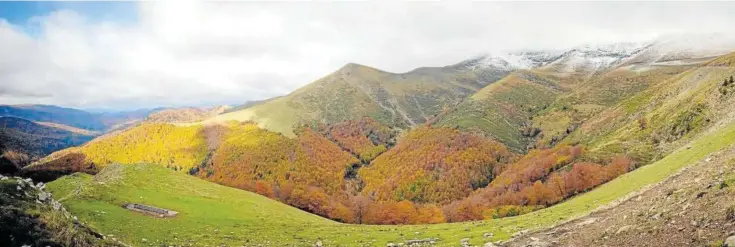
725 235 735 247
460 238 470 247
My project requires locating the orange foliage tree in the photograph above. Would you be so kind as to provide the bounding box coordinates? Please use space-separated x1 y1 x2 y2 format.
359 127 514 205
443 146 632 222
317 117 397 162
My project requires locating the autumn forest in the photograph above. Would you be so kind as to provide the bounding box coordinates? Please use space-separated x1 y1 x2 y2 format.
22 115 634 225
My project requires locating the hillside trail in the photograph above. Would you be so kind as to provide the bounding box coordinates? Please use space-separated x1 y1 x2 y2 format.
505 146 735 247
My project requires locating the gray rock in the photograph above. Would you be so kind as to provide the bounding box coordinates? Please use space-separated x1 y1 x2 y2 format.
512 229 529 238
38 192 50 202
405 238 437 246
616 225 633 235
483 242 497 247
576 217 598 227
460 238 470 247
726 235 735 247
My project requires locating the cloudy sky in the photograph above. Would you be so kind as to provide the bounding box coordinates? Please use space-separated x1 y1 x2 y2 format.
1 2 734 110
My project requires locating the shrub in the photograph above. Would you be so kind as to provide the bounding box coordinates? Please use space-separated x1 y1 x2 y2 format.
726 204 735 221
707 240 724 247
637 116 648 130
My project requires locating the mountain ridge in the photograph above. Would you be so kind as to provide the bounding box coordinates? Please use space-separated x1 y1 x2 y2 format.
13 33 735 246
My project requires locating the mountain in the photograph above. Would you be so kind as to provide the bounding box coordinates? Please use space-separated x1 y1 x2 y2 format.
541 42 648 74
145 105 230 123
0 105 107 131
0 117 97 173
0 104 163 132
0 104 215 174
204 56 528 136
19 35 735 245
95 107 163 131
563 50 735 164
224 97 282 113
437 36 735 152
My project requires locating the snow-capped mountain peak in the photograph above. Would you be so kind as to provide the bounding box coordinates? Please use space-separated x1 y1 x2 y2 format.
461 34 735 75
547 42 649 73
467 50 564 71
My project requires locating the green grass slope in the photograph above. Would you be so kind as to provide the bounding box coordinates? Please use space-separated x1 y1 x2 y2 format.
47 121 735 246
564 57 735 163
205 61 512 137
436 70 571 152
436 57 710 153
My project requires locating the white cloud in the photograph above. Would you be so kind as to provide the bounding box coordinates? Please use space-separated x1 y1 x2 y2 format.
1 1 734 109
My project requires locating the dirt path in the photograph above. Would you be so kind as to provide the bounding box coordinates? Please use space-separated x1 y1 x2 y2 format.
505 147 735 247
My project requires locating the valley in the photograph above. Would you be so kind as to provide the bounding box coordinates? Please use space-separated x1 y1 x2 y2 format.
4 33 735 246
44 121 735 246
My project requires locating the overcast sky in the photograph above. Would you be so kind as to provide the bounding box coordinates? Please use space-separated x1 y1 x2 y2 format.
1 2 735 110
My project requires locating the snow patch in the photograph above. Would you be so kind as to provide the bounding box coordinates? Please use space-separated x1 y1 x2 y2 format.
464 33 735 74
468 50 564 71
547 42 648 73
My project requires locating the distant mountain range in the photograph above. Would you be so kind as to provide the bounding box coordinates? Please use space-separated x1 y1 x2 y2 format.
203 35 735 150
0 116 96 173
0 104 233 173
5 35 734 168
